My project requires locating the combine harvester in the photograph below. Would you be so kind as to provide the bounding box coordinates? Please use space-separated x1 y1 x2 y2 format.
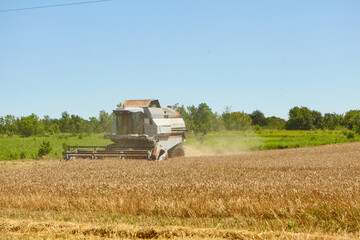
63 99 187 161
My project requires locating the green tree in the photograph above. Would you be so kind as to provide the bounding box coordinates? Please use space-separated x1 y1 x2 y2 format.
187 103 215 134
42 115 51 131
222 110 252 131
0 117 4 134
19 114 39 137
59 112 71 132
311 110 325 129
36 121 46 135
70 114 83 133
266 116 286 130
41 115 58 134
4 115 18 134
286 107 318 130
212 113 224 132
250 110 267 126
49 123 61 134
89 117 101 133
324 113 343 130
171 104 193 131
99 110 115 132
343 110 360 133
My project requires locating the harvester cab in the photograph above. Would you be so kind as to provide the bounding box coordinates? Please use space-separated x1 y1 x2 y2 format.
64 99 186 160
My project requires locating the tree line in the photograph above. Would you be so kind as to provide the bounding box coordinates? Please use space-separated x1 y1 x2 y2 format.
173 104 360 134
0 111 114 137
1 104 360 137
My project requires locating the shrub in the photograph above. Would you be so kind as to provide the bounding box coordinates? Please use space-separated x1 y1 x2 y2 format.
38 141 52 158
253 125 261 131
346 131 355 139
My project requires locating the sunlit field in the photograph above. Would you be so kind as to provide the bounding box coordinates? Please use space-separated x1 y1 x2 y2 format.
0 142 360 239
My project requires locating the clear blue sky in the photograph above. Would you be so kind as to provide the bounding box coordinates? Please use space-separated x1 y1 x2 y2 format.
1 0 359 119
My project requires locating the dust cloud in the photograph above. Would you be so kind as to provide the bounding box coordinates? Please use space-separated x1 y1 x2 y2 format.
183 132 264 157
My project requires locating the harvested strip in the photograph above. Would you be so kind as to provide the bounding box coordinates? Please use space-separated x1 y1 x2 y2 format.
0 218 355 239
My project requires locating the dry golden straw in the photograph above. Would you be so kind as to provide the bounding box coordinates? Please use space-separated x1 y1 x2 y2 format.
0 142 360 239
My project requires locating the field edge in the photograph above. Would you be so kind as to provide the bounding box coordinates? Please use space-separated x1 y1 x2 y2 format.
0 217 356 240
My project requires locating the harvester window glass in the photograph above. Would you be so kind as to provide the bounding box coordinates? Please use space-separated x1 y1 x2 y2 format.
116 112 144 134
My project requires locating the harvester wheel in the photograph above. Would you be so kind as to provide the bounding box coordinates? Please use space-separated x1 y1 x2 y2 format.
169 144 185 158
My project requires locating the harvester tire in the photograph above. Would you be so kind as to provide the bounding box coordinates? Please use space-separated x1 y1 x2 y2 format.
169 144 185 158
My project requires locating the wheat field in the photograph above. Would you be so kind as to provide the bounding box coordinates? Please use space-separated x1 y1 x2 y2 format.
1 143 360 239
